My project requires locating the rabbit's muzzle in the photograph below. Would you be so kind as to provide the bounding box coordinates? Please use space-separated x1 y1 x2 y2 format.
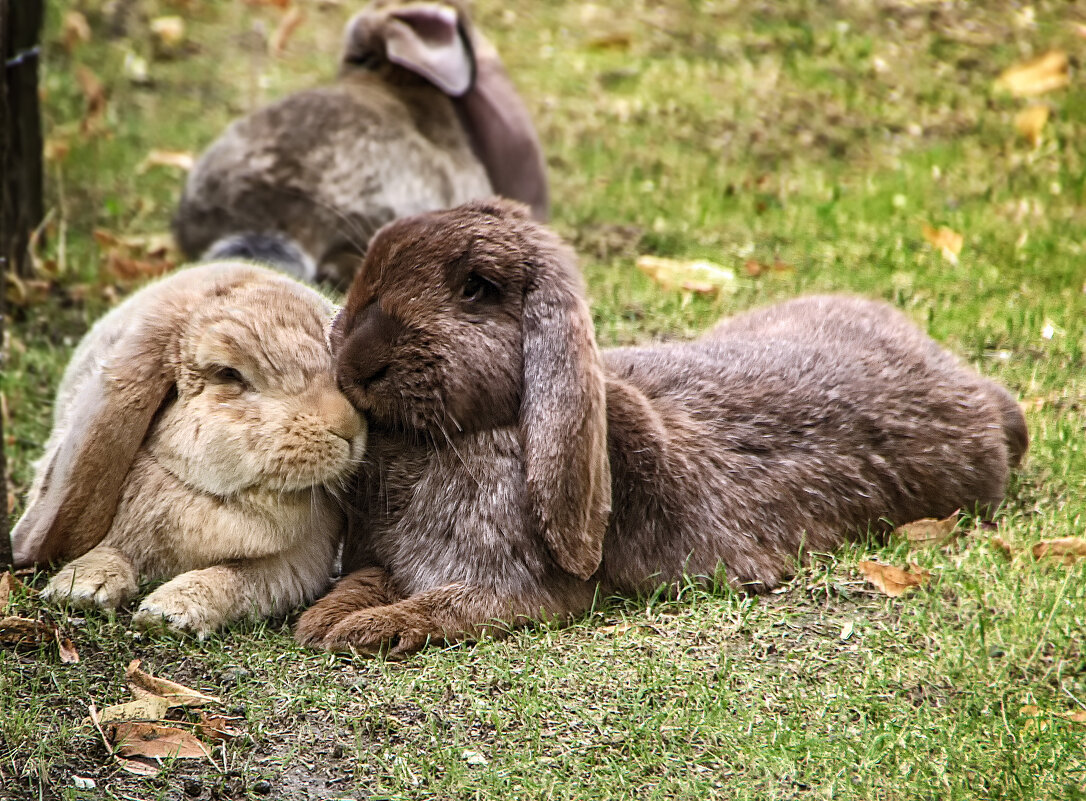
336 301 404 391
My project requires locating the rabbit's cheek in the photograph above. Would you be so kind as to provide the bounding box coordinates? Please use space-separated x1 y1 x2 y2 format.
145 402 262 497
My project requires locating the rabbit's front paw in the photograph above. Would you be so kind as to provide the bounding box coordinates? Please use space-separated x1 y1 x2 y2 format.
295 567 398 647
43 548 138 610
133 571 235 639
319 607 433 657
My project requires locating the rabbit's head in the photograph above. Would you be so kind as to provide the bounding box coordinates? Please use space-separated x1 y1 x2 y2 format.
332 199 609 579
341 1 549 221
342 0 474 95
13 263 366 567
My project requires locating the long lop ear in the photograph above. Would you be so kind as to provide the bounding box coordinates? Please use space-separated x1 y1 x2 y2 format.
519 223 611 580
372 2 474 96
10 264 257 567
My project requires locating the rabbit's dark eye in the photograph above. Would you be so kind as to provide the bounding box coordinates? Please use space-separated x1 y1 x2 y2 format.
210 366 248 388
345 49 382 69
462 272 498 303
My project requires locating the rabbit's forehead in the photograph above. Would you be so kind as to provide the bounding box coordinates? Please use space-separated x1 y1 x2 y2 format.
188 306 333 384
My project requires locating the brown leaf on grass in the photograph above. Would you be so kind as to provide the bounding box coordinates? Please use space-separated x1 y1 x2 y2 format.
94 229 178 282
75 66 107 135
126 660 221 708
894 513 960 549
62 11 92 52
111 721 213 761
56 634 80 664
270 6 307 56
587 31 633 51
991 536 1016 558
105 255 175 281
857 561 929 597
922 224 963 264
243 0 292 7
742 259 793 277
138 149 195 173
195 712 244 741
150 16 186 58
1015 105 1050 147
0 616 54 646
44 137 71 163
5 274 54 307
636 255 736 295
995 51 1070 97
0 572 27 611
88 705 162 777
1031 537 1086 564
97 696 171 724
1019 704 1086 731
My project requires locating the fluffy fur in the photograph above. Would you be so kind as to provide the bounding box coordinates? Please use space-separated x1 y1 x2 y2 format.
11 262 366 638
173 0 548 287
296 199 1027 655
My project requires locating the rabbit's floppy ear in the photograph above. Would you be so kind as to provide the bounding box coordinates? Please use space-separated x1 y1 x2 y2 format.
10 264 256 567
379 2 473 96
519 223 611 580
10 349 173 567
455 32 549 221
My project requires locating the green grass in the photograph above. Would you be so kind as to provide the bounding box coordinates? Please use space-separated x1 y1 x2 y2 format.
3 0 1086 798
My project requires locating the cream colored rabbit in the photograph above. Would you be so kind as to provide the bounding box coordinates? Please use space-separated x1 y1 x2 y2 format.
11 262 366 637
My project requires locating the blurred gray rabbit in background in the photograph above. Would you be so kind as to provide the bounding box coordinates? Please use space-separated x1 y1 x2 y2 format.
173 0 548 287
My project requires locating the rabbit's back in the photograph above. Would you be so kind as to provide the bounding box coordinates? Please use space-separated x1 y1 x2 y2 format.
174 76 492 274
599 297 1019 592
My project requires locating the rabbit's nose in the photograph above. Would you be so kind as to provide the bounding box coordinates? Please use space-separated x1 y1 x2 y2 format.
336 301 402 391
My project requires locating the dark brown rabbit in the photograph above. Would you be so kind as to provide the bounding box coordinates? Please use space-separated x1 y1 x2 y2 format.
295 199 1027 655
173 0 548 287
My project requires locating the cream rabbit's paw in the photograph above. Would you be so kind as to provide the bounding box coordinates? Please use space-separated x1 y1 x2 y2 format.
133 567 242 639
43 547 139 610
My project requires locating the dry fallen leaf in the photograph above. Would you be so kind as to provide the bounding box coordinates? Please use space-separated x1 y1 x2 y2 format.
44 137 71 163
195 712 244 741
270 6 307 56
94 228 178 282
922 224 963 264
97 696 172 724
636 255 737 295
88 705 161 777
587 30 634 51
742 259 793 277
56 634 80 664
0 616 55 646
857 561 929 598
111 721 213 761
462 749 489 766
62 11 92 52
75 66 107 134
894 513 959 549
150 16 186 57
0 572 25 610
138 149 195 173
1019 704 1086 731
995 51 1070 97
127 660 221 708
991 536 1016 558
1031 537 1086 564
1015 105 1050 147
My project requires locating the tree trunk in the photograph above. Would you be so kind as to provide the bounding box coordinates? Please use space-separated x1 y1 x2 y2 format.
1 0 45 566
2 0 45 279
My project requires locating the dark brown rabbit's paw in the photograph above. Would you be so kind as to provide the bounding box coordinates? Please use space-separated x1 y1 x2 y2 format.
294 567 399 647
321 607 434 657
